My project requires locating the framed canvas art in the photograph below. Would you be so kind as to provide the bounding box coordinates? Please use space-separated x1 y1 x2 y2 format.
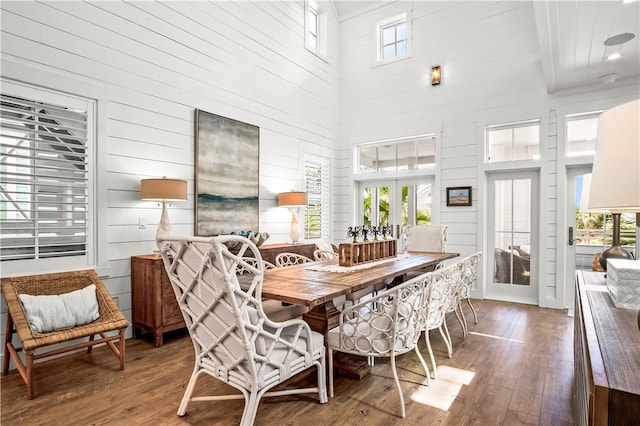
195 110 259 236
446 186 472 206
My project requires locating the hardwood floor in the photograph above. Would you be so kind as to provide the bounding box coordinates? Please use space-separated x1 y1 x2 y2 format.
1 299 575 425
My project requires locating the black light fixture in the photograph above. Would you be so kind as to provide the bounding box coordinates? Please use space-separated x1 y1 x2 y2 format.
431 65 441 85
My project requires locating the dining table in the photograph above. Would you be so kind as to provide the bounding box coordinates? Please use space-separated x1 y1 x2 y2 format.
261 251 459 335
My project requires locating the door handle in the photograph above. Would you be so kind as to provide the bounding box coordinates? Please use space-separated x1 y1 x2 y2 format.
568 226 580 246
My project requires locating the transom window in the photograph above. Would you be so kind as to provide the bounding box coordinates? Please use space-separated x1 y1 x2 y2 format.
356 135 436 174
566 112 601 156
486 120 540 163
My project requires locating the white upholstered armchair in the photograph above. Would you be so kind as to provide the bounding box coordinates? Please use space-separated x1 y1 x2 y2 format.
157 235 327 426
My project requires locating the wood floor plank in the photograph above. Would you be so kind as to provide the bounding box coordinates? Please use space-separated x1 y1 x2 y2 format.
1 300 575 425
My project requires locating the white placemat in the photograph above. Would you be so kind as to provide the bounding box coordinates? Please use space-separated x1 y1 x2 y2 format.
306 253 410 273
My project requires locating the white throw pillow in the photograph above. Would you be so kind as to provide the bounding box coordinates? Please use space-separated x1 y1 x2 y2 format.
19 284 100 333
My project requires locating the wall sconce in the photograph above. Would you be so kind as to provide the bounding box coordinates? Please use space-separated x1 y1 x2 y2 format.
141 176 188 244
588 99 639 270
431 65 441 85
277 191 308 243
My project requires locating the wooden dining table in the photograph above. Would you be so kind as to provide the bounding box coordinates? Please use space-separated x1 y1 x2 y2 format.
261 251 459 335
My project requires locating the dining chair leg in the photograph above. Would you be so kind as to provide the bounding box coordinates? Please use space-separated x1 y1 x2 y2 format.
328 348 334 398
413 346 431 386
425 332 438 380
317 357 328 403
240 391 260 426
439 323 453 358
177 368 201 416
390 353 406 418
467 297 478 324
455 304 468 338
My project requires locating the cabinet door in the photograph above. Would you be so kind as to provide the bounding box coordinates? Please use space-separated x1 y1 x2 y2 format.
160 269 184 326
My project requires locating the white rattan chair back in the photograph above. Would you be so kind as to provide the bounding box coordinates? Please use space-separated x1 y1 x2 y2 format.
275 252 312 267
157 235 327 425
327 271 433 418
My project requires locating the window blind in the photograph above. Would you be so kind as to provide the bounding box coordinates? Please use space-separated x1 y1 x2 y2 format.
304 158 329 240
1 94 88 261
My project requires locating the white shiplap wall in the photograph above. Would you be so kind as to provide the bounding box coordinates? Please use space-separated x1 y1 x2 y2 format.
336 1 639 308
0 1 339 345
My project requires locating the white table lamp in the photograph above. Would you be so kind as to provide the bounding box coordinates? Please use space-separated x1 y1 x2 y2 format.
278 191 308 243
588 99 640 270
141 177 188 244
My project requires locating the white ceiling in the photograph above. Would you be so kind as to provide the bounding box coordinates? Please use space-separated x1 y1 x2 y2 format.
331 0 640 94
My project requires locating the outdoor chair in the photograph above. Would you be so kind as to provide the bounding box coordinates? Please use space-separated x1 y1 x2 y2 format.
157 235 327 426
1 270 128 399
327 271 433 418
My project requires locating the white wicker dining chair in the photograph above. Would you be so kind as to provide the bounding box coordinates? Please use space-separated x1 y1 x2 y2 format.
313 249 337 261
327 271 433 418
440 260 468 357
459 252 482 332
157 235 327 426
275 252 312 267
422 261 463 379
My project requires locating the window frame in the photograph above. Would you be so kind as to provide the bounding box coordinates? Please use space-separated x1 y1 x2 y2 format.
305 0 328 60
485 119 541 163
303 154 330 241
373 12 412 65
1 78 103 277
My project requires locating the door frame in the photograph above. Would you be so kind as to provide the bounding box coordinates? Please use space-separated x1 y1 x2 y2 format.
561 165 593 311
485 169 540 305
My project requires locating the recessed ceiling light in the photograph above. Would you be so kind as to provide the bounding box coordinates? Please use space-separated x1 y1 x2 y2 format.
604 32 635 46
607 52 622 60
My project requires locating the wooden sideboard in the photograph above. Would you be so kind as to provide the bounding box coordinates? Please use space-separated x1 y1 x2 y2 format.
574 271 640 425
131 254 186 347
258 242 316 265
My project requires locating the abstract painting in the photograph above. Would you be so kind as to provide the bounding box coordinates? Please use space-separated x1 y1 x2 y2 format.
195 110 259 236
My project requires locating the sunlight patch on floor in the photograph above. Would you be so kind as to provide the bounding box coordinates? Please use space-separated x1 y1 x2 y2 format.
469 331 524 343
410 365 475 411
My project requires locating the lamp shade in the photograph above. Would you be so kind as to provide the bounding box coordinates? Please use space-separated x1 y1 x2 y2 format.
278 191 308 207
140 177 188 201
579 174 607 213
588 99 640 213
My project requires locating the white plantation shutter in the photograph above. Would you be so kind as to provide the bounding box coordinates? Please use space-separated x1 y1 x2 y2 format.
304 156 330 240
1 93 89 262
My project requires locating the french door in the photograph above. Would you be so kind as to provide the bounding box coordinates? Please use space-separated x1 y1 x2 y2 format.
357 178 435 236
487 171 539 304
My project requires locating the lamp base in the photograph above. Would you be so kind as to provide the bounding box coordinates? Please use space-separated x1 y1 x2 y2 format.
599 245 633 271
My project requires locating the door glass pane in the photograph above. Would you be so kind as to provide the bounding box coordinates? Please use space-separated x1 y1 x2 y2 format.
416 184 432 225
493 178 532 286
378 186 390 226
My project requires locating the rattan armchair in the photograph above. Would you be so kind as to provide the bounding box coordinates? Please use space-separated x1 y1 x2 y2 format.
1 270 129 399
